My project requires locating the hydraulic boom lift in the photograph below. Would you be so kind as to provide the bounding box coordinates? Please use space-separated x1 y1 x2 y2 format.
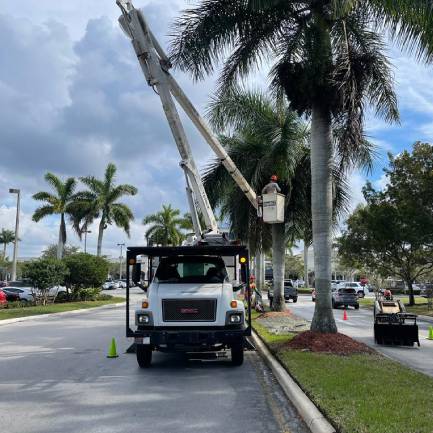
116 0 284 244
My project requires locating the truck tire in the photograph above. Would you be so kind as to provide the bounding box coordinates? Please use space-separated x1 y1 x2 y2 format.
231 343 244 366
292 296 298 303
136 344 152 368
354 304 360 310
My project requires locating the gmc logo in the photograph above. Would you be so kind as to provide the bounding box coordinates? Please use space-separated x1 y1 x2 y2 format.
180 308 199 314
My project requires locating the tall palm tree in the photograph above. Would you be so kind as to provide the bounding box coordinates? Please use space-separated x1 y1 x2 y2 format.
203 87 348 310
143 204 185 246
170 0 433 332
79 163 137 256
32 173 81 259
0 229 16 258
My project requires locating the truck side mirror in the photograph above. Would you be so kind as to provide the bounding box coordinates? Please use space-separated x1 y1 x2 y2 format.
232 281 245 292
132 263 142 286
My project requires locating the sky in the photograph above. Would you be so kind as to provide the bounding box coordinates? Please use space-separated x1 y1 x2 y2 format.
1 0 433 259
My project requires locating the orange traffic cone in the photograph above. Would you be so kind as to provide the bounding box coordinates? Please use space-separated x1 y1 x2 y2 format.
343 309 348 321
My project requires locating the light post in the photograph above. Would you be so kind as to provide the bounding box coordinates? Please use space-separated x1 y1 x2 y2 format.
117 243 125 279
83 230 91 253
9 188 20 282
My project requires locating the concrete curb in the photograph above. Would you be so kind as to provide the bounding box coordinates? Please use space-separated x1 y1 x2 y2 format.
0 302 126 326
251 331 336 433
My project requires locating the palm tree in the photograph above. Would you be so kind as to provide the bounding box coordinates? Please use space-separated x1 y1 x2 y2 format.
143 204 185 246
203 87 348 310
170 1 433 332
79 163 137 256
0 229 16 258
32 173 81 259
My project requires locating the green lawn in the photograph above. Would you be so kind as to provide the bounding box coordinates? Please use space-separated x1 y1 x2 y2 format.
253 316 433 433
359 297 433 317
0 297 125 320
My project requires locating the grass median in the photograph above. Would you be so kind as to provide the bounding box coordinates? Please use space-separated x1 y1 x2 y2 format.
0 297 125 320
253 314 433 433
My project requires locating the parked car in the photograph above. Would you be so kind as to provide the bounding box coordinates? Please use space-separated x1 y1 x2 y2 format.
0 289 7 307
102 280 120 290
420 283 433 298
7 281 66 298
117 279 128 288
0 281 8 288
332 287 359 309
2 287 35 302
268 280 298 306
342 282 369 298
331 280 346 290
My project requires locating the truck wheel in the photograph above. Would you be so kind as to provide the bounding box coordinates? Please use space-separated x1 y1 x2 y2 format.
354 304 360 310
231 343 244 366
292 297 298 303
136 344 152 368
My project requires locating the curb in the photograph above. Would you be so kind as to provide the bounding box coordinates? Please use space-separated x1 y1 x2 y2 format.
0 302 126 326
251 331 336 433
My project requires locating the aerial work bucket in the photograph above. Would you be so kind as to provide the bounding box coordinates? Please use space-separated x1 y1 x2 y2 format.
262 193 285 224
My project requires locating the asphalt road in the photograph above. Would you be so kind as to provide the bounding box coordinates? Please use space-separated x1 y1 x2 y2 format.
289 295 433 377
0 304 308 433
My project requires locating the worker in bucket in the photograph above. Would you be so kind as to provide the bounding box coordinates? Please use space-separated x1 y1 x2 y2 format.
262 175 281 194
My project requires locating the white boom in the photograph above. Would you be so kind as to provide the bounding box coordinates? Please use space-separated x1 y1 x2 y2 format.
116 0 258 242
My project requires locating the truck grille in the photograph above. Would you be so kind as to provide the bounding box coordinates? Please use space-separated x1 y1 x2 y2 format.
162 299 217 322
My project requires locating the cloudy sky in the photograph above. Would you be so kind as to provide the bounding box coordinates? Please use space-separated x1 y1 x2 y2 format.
1 0 433 259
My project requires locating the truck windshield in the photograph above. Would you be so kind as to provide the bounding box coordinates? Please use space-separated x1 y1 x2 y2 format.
155 256 228 284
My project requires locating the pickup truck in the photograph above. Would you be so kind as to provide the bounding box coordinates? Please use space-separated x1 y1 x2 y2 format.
126 245 251 368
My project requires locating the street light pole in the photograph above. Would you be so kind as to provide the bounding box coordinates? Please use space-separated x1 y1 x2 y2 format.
117 243 125 279
83 230 91 253
9 188 20 282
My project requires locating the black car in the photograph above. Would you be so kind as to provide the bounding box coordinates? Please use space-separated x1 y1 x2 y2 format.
332 287 359 309
268 279 298 306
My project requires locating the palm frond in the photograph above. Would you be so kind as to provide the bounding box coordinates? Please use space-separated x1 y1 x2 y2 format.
32 205 55 222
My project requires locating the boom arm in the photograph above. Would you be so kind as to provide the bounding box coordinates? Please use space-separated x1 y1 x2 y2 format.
116 0 258 240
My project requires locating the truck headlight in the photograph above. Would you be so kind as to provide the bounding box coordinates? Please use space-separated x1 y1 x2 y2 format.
229 314 242 324
137 314 150 324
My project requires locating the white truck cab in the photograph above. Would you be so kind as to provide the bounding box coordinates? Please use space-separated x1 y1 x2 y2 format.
126 245 251 368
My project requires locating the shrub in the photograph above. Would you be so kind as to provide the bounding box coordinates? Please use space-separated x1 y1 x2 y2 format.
63 253 109 295
23 258 68 305
73 287 101 301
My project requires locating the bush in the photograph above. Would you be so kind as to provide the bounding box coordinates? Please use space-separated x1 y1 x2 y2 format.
23 258 68 305
63 253 109 295
73 287 101 301
96 293 113 301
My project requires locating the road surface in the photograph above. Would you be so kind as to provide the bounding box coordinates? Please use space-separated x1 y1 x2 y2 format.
289 295 433 377
0 303 308 433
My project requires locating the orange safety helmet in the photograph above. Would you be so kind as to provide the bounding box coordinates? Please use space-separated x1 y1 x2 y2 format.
270 174 278 181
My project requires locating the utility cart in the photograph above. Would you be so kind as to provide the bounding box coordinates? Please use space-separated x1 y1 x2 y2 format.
126 245 252 367
374 296 420 346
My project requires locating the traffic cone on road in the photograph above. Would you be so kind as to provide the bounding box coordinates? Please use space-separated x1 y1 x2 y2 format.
343 309 348 321
107 337 119 358
427 326 433 341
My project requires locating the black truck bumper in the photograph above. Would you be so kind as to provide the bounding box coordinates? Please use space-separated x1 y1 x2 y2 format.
134 327 248 351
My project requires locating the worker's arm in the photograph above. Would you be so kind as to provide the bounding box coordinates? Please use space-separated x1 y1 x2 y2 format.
275 183 281 193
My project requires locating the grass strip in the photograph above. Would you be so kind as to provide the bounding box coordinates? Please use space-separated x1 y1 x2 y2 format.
253 315 433 433
0 297 124 320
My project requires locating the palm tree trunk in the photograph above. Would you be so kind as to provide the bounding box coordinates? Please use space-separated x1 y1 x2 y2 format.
271 223 285 311
97 218 105 256
303 240 309 288
3 243 6 258
310 104 337 333
57 214 66 260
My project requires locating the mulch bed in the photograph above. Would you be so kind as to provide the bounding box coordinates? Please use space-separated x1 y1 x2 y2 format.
258 311 294 319
284 331 374 355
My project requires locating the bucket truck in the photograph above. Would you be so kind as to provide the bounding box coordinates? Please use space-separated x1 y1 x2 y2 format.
116 0 284 367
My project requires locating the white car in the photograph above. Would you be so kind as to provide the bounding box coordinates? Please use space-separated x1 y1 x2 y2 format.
102 280 120 290
341 282 369 298
117 279 128 288
2 286 34 302
331 280 346 290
